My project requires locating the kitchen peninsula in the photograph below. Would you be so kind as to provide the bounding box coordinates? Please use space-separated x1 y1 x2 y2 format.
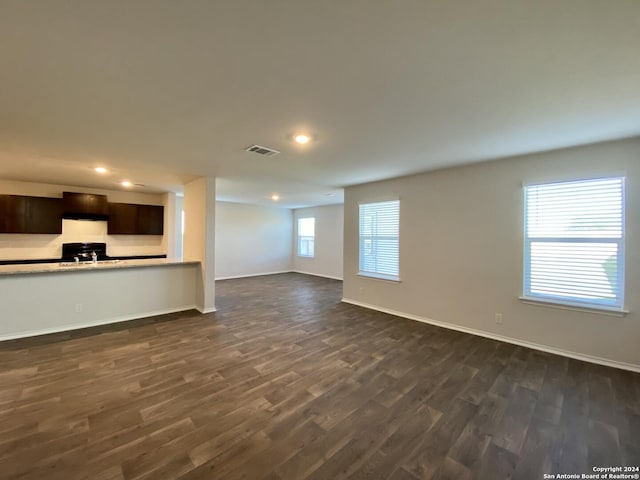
0 258 200 341
0 180 203 341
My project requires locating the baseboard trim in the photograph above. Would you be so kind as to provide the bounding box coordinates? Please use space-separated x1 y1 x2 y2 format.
341 297 640 373
0 305 199 342
293 270 343 281
215 270 292 280
215 271 343 281
196 306 217 314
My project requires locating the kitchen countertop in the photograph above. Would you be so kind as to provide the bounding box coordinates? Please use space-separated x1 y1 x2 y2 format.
0 258 200 276
0 254 167 266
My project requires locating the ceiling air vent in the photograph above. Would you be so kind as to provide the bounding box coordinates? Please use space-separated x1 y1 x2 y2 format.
244 144 280 157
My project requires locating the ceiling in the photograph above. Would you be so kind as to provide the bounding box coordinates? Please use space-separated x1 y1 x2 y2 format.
0 1 639 209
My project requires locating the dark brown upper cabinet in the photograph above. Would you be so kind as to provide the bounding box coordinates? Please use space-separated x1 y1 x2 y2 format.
0 195 10 232
62 192 109 220
0 195 63 234
107 203 137 234
136 204 164 235
108 203 164 235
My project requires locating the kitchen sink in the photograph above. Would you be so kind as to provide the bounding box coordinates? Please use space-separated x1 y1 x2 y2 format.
58 259 125 267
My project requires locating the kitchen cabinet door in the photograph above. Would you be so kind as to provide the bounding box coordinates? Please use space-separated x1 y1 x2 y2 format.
23 197 63 233
63 192 108 219
108 203 163 235
0 195 62 234
137 205 164 235
0 195 19 233
108 203 138 234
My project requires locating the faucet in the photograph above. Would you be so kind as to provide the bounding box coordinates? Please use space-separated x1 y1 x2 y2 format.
91 251 98 264
74 256 80 265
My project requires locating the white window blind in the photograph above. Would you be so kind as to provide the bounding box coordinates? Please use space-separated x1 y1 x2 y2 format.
524 177 625 310
359 200 400 280
297 217 315 257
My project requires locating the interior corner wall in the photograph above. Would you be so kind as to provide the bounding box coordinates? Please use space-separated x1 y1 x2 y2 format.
161 192 177 259
293 204 344 280
183 177 216 312
175 195 184 260
343 137 640 369
215 201 292 279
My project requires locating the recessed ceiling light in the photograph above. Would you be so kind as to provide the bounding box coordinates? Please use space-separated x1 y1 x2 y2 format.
271 194 280 201
95 167 108 174
294 134 310 145
121 181 133 187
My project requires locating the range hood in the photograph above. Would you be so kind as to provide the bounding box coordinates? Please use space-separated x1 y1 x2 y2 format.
62 192 109 221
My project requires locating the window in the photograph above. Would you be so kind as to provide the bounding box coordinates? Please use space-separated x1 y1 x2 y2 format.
524 177 625 310
359 200 400 280
297 217 315 257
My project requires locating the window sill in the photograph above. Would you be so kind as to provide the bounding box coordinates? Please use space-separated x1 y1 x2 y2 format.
357 272 401 283
297 255 314 258
519 296 628 317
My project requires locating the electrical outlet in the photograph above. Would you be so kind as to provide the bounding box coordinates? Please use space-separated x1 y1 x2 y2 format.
495 313 503 325
75 303 83 313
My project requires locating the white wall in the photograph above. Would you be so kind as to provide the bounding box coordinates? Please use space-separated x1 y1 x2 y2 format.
161 192 177 259
0 263 198 340
175 195 184 259
0 180 167 260
293 204 343 280
183 177 216 312
215 201 292 279
343 137 640 370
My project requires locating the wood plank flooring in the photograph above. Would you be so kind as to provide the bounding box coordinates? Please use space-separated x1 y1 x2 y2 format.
0 272 638 479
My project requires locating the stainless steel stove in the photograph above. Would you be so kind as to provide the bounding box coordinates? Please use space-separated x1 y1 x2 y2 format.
61 242 109 263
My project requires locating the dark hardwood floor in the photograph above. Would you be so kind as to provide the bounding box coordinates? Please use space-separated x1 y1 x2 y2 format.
0 273 638 479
